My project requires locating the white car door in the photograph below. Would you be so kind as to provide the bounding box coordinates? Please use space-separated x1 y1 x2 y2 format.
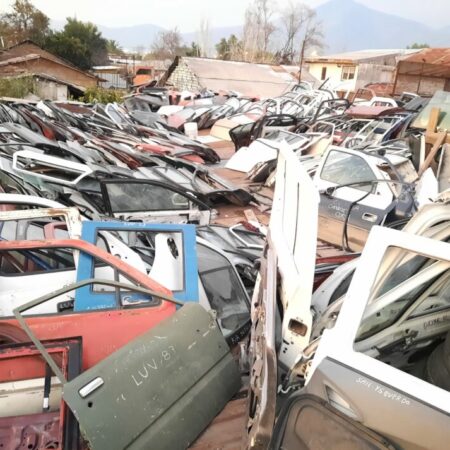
306 226 450 449
270 143 320 367
314 146 395 250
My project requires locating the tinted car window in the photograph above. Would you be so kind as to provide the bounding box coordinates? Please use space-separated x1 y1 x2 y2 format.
106 183 190 212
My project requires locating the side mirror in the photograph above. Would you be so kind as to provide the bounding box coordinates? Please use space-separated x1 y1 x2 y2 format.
171 193 189 208
321 186 337 198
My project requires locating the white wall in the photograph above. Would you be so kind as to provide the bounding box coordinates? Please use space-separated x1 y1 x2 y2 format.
356 63 395 90
307 62 358 91
36 80 68 101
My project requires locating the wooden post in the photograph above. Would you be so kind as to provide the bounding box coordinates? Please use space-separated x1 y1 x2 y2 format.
419 130 447 177
426 107 441 136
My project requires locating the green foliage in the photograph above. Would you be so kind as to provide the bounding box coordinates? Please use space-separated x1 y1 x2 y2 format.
0 76 37 98
80 86 123 103
407 43 430 49
44 18 108 70
215 34 242 60
106 39 124 56
0 0 50 46
186 42 200 57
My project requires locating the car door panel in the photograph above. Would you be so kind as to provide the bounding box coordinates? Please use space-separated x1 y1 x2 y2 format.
305 357 450 450
76 221 198 307
100 179 211 225
270 143 319 367
306 227 450 449
38 303 240 450
315 148 394 250
271 393 395 450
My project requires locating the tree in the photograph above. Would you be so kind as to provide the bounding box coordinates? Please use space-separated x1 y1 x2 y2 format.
106 39 124 56
278 0 305 64
241 0 276 63
298 7 324 81
259 0 275 55
216 34 242 60
0 0 50 46
186 42 200 57
407 43 430 49
198 18 211 57
151 28 185 59
277 2 323 66
45 18 108 70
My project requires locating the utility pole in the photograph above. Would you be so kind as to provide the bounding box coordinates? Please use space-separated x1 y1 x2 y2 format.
298 39 306 83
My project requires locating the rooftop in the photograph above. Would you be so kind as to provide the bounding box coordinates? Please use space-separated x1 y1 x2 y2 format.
163 56 317 98
399 48 450 66
397 48 450 79
306 49 419 64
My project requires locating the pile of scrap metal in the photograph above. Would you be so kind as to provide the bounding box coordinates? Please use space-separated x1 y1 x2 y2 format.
1 82 449 450
0 99 268 221
246 144 450 450
0 94 268 449
0 137 449 449
225 90 450 253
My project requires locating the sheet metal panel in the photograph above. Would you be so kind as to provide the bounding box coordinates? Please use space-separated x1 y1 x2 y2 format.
63 303 240 450
76 221 199 309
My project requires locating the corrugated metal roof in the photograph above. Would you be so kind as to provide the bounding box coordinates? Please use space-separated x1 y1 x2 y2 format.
399 48 450 66
281 65 318 83
0 40 97 80
306 49 418 64
180 57 315 98
0 54 41 66
397 48 450 79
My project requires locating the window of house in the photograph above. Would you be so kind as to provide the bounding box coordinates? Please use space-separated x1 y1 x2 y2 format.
341 66 356 81
321 66 327 80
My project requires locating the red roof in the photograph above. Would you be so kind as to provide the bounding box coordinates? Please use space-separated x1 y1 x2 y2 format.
400 48 450 66
398 48 450 79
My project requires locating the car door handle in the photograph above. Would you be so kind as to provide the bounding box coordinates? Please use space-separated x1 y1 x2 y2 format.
362 212 378 223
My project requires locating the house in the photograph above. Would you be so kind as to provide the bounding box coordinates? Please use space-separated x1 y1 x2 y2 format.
160 56 317 98
93 65 128 89
305 49 418 93
0 40 99 100
393 48 450 97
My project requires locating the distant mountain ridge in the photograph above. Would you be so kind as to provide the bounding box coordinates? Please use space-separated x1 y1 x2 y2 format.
316 0 450 53
51 0 450 54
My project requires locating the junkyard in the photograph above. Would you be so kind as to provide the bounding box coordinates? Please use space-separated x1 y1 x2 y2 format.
0 0 449 449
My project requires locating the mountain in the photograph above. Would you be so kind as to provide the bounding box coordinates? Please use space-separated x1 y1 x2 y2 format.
98 24 164 51
50 1 450 55
183 25 242 48
316 0 450 53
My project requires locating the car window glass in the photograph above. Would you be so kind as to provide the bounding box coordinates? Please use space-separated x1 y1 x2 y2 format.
106 183 190 212
354 246 450 392
197 243 249 338
321 150 376 193
356 250 448 341
0 248 75 275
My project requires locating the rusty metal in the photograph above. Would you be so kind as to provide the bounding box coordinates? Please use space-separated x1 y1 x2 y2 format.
13 278 184 383
398 49 450 78
0 239 178 369
0 338 82 450
0 411 61 450
43 221 68 239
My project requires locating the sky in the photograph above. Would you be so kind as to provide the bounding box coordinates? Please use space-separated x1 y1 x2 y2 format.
1 0 450 31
